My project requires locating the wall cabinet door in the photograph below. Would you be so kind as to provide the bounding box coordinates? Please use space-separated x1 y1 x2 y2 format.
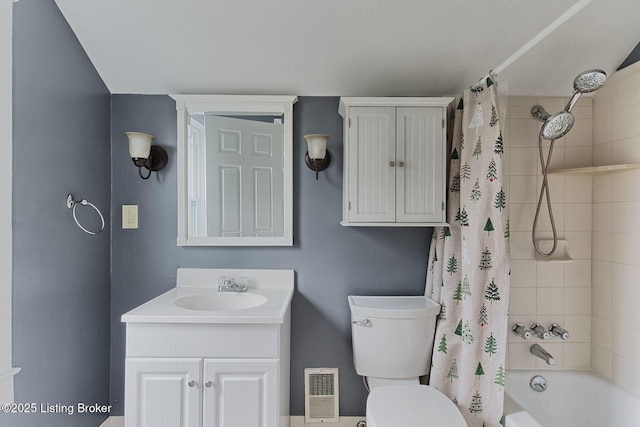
125 358 202 427
395 107 444 223
203 359 278 427
344 103 445 225
347 106 397 223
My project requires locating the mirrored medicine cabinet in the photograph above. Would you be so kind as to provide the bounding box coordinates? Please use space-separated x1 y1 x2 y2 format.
171 95 297 246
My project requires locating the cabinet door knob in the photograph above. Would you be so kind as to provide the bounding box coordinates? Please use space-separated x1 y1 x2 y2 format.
188 380 196 387
205 381 213 388
389 161 395 167
398 161 405 167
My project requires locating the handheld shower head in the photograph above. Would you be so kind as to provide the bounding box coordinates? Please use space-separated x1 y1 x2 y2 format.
531 106 576 140
565 69 608 113
540 111 575 140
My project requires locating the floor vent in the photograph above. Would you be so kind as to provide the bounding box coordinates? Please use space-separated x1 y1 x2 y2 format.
304 368 339 423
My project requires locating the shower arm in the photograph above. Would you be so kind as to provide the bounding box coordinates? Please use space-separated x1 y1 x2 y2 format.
564 91 582 113
531 105 551 122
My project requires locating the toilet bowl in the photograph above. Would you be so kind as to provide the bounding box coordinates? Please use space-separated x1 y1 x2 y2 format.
348 295 468 427
366 384 466 427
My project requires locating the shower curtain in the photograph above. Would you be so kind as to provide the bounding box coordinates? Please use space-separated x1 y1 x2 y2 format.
426 75 510 427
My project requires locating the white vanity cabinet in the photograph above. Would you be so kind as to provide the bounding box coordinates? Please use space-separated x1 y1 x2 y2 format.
339 97 453 226
124 321 289 427
122 268 294 427
125 356 280 427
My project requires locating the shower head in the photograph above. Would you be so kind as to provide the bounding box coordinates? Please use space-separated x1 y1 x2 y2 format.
540 111 575 140
532 69 606 140
531 105 576 140
573 69 607 93
565 69 608 113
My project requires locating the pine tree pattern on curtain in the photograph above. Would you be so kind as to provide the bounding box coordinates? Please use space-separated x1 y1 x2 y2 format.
426 76 510 427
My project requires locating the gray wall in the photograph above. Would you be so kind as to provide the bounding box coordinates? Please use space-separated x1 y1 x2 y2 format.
110 95 433 416
8 1 112 426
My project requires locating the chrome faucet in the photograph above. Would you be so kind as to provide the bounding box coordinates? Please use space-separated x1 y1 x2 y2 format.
530 344 555 365
217 275 248 292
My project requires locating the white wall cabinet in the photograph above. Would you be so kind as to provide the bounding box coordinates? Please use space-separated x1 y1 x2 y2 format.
339 97 453 226
126 357 278 427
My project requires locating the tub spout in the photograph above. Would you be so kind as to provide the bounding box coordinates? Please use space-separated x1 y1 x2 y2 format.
530 344 556 365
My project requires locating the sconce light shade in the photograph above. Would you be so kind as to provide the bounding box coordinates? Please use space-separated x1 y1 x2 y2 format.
125 131 168 180
126 132 153 159
303 134 331 180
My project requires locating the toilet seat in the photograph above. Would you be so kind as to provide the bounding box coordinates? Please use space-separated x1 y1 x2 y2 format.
366 384 467 427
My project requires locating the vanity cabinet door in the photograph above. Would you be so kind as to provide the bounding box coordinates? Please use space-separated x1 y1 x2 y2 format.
125 358 202 427
203 359 278 427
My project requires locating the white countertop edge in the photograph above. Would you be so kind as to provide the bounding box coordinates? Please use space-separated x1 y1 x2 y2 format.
121 314 289 324
121 285 294 324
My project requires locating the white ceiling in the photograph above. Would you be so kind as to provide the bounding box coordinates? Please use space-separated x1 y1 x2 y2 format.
54 0 640 97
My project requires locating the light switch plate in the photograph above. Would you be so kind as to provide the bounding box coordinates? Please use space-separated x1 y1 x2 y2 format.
122 205 138 229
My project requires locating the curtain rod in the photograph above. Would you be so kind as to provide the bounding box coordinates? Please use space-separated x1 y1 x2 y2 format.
492 0 593 75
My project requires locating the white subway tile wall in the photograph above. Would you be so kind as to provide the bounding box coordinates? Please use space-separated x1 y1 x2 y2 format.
506 94 593 371
591 60 640 399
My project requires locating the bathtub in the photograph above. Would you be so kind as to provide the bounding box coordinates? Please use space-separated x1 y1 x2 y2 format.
504 370 640 427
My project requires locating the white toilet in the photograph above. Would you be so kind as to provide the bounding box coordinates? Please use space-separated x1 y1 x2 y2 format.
348 295 467 427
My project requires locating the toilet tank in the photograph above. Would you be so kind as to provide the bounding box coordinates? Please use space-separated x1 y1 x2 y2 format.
348 296 440 379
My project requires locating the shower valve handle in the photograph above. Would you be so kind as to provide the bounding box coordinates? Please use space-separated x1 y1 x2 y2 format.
531 323 550 340
549 323 570 340
512 323 531 340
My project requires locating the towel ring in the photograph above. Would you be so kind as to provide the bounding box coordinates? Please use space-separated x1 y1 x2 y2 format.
66 194 105 235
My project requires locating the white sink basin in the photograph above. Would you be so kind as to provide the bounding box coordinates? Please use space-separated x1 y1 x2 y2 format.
122 269 294 324
175 292 267 311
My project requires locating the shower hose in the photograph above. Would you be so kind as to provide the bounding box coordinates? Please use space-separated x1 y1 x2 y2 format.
532 132 559 257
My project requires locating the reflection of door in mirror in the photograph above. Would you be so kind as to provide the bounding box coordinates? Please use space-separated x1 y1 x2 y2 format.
191 115 284 237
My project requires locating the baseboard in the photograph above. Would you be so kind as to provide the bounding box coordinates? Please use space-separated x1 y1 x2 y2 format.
102 415 363 427
290 415 365 427
99 416 124 427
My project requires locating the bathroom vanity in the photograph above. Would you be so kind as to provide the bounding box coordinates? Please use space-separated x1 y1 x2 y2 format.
121 268 294 427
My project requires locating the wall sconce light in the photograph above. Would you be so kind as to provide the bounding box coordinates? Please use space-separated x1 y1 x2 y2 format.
303 134 331 180
125 132 168 180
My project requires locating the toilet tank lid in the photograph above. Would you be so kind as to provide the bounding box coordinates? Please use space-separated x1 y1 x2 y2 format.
348 296 440 319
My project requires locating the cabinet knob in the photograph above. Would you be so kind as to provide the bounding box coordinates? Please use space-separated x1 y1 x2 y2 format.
188 380 196 388
205 381 213 388
398 161 405 167
389 161 395 167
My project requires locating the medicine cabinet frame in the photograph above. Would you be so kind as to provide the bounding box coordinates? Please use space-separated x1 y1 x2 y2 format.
171 94 297 246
